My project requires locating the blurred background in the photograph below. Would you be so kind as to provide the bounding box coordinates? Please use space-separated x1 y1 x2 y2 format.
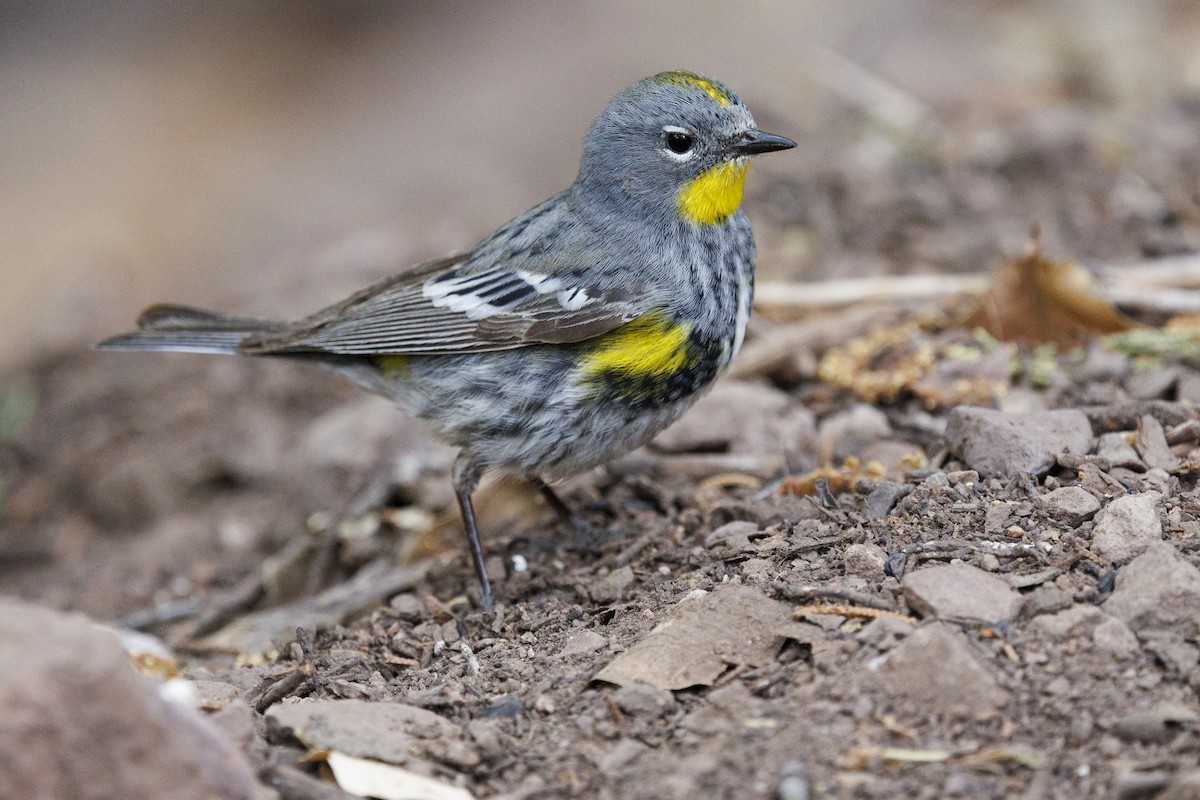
3 0 1200 369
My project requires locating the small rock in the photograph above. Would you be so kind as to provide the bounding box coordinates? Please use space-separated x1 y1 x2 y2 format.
590 565 636 604
482 695 523 719
0 600 261 800
610 681 677 717
864 622 1008 719
1020 585 1074 618
558 630 608 658
902 562 1023 622
267 698 479 768
863 483 905 519
1159 768 1200 800
818 404 892 460
984 502 1013 535
1096 432 1142 468
1092 616 1141 659
1028 605 1106 637
843 543 888 581
1038 486 1100 526
1104 543 1200 638
946 470 979 486
854 615 914 648
652 381 816 457
1091 492 1163 562
389 593 426 621
1140 632 1200 674
1112 704 1199 742
945 407 1093 478
704 521 758 554
923 471 950 488
597 738 650 773
1136 415 1181 471
1126 366 1179 401
1177 371 1200 404
860 439 926 475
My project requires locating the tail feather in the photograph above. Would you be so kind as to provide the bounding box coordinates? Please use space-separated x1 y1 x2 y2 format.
96 304 278 355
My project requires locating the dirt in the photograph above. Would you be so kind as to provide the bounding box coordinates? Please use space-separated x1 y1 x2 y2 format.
5 9 1200 800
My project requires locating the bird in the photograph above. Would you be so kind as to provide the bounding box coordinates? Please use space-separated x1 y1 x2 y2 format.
97 70 796 607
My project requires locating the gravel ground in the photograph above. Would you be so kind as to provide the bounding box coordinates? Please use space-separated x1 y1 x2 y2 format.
3 10 1200 799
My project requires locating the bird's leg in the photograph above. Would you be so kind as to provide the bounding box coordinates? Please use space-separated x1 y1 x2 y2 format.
530 476 614 550
531 476 575 525
452 452 493 609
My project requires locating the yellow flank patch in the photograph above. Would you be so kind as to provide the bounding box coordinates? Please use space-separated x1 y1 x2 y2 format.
677 160 750 225
659 71 733 106
375 354 410 375
577 312 692 381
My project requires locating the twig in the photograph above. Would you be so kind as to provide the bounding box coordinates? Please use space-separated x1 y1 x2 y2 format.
772 580 897 611
185 572 266 640
795 603 915 623
754 253 1200 316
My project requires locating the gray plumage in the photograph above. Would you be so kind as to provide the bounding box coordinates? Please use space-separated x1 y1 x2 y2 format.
97 71 795 606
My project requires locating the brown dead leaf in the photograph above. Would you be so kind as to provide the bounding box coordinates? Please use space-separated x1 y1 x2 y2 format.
779 456 887 496
592 584 824 690
963 234 1137 347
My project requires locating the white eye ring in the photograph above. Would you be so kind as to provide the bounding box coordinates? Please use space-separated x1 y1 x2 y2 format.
662 125 696 160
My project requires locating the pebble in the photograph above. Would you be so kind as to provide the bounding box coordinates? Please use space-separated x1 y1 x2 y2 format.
843 543 888 581
860 439 926 475
268 698 480 768
1092 616 1142 659
596 738 649 773
0 600 261 800
1095 432 1142 468
902 562 1024 622
863 483 905 519
1028 605 1105 637
945 407 1093 478
610 681 677 717
854 615 913 648
558 630 608 658
589 565 636 604
651 381 816 457
1019 585 1074 618
1091 492 1163 563
1104 543 1200 638
1125 366 1179 400
1136 415 1180 471
1112 704 1199 742
704 521 758 555
389 593 425 621
864 622 1008 719
817 404 892 460
1038 486 1101 526
1139 632 1200 674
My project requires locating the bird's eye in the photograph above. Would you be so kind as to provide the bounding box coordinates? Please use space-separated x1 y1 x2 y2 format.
664 130 694 155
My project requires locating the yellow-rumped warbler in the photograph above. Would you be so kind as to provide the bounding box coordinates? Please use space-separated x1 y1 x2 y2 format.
98 71 795 607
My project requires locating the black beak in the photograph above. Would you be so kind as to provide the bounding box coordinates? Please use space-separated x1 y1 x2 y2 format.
731 129 797 156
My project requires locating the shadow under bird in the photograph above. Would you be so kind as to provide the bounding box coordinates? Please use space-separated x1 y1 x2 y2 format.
97 70 795 608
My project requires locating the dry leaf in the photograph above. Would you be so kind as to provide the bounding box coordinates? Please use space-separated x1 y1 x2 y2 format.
593 584 823 690
964 234 1137 347
780 457 887 496
266 699 478 768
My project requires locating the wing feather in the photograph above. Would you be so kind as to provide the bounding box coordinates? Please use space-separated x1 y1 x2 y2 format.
239 235 651 356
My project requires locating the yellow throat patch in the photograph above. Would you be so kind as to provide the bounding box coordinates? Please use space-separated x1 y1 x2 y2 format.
577 312 693 384
677 159 750 225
